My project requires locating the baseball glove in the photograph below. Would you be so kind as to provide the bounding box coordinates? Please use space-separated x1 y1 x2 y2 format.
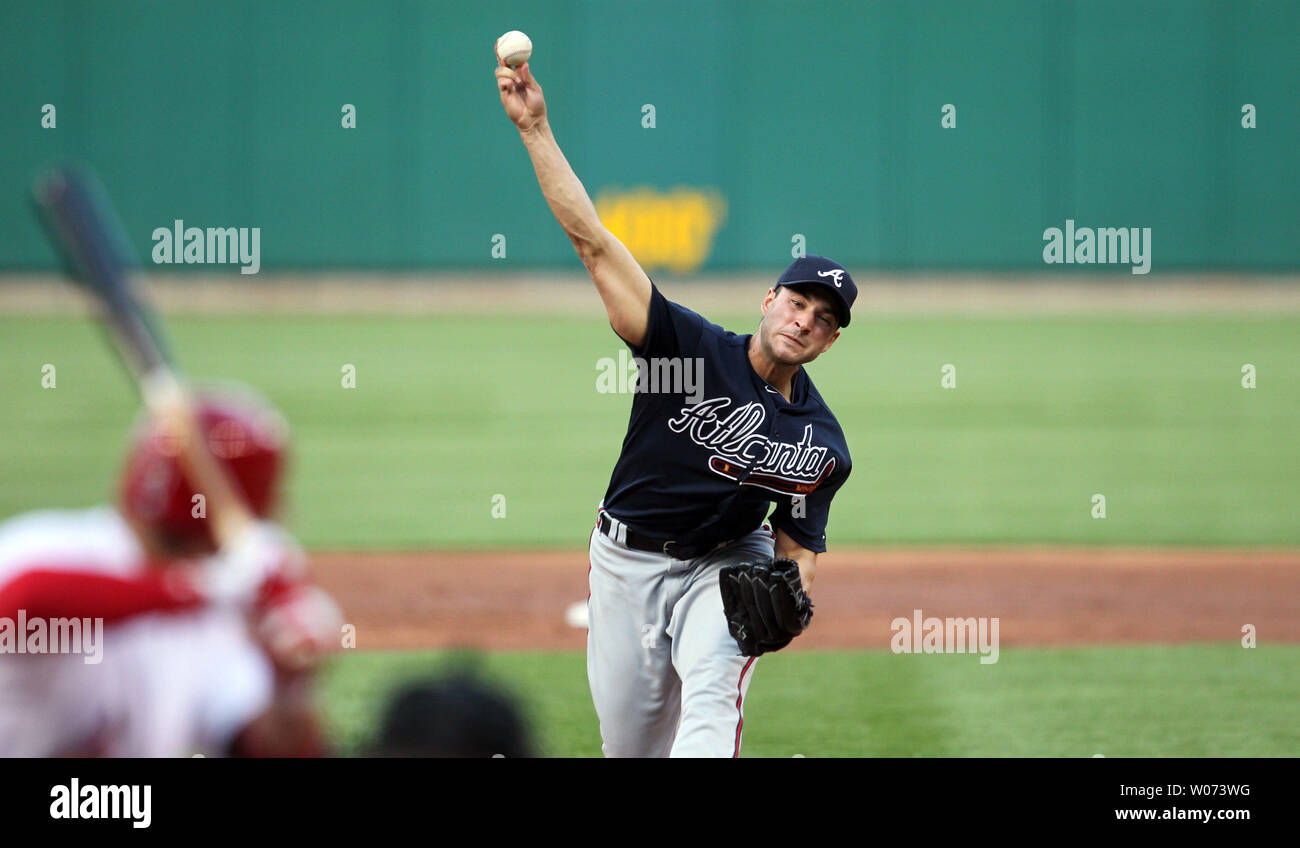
719 558 813 656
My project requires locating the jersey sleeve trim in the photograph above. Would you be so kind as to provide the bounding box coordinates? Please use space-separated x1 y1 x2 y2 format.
770 518 828 554
0 568 202 623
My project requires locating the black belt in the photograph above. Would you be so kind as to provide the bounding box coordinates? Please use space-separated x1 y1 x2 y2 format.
597 512 731 560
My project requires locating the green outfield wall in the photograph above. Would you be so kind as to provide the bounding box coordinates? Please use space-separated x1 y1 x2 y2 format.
2 0 1297 272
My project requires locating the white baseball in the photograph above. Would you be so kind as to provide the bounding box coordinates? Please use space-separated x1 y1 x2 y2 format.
564 601 589 630
496 30 532 67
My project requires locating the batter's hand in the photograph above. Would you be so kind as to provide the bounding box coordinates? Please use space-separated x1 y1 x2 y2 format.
191 521 305 608
496 56 546 134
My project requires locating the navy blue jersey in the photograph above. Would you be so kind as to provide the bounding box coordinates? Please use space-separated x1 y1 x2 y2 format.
602 283 852 553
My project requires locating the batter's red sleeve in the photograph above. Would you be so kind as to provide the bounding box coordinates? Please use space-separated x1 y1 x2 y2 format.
0 568 202 623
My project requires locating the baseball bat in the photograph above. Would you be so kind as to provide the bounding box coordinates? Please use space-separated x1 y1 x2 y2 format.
31 164 253 546
32 165 174 382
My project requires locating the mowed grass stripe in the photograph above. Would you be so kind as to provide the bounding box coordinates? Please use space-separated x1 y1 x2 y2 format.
317 645 1300 757
1 313 1296 547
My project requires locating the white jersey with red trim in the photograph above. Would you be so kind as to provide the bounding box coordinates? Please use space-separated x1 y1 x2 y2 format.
0 507 274 757
0 506 141 585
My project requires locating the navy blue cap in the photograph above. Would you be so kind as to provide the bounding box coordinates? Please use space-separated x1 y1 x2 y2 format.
775 254 856 327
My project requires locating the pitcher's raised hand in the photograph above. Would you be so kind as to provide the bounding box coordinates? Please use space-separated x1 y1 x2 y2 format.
496 57 546 135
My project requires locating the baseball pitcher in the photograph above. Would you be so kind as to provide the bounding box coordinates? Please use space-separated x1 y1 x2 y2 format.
496 53 854 757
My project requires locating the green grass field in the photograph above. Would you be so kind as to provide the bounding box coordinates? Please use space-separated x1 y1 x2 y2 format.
4 308 1297 756
2 312 1297 547
319 645 1300 757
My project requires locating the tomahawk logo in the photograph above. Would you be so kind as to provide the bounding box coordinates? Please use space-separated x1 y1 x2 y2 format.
667 397 835 495
816 269 844 287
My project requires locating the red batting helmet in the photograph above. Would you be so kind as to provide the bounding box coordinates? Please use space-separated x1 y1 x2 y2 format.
118 386 288 556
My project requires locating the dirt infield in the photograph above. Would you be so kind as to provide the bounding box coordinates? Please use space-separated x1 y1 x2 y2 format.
310 547 1300 652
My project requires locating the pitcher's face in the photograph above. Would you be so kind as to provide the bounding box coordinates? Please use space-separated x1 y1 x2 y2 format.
756 285 841 365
